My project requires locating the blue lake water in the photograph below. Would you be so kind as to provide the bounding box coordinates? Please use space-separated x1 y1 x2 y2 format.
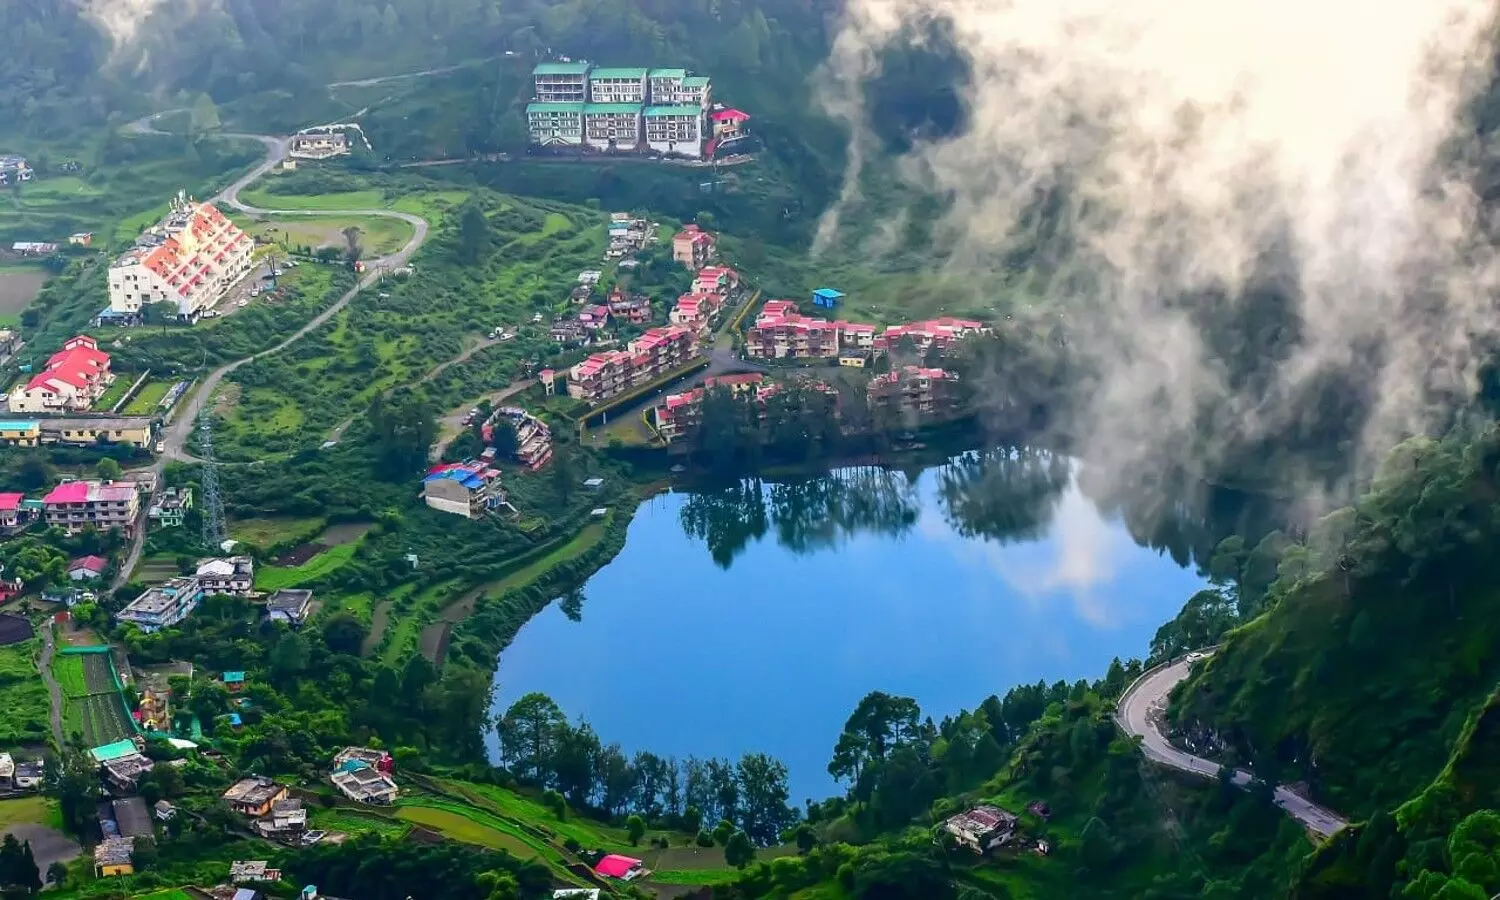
487 451 1210 802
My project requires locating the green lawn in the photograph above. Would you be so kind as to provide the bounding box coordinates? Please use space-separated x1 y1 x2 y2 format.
52 654 87 697
650 869 744 885
256 541 361 590
133 891 195 900
92 377 134 412
238 187 387 210
229 515 326 547
447 780 637 852
310 807 411 838
121 379 171 415
0 796 54 830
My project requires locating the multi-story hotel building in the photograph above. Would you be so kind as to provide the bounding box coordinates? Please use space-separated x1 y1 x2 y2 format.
108 195 255 320
582 104 644 151
567 326 700 404
588 67 649 103
643 106 705 158
533 61 590 102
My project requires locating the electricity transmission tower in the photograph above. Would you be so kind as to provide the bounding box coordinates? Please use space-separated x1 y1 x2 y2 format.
199 419 226 550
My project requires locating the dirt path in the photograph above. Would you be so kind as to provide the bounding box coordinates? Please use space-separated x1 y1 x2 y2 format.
37 621 64 747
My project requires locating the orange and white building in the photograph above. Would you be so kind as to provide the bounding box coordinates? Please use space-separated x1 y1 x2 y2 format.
668 292 725 334
108 194 256 320
567 326 699 404
672 225 717 269
8 336 113 414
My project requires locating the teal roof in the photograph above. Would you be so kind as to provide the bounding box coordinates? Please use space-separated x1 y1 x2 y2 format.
644 105 702 117
584 103 642 115
534 61 590 76
0 420 39 430
681 76 710 87
222 671 245 683
91 739 139 763
590 67 648 80
649 68 687 79
527 102 584 115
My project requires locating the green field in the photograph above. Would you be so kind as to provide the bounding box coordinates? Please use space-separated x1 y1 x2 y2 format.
234 213 415 257
310 807 412 838
229 515 326 547
122 379 172 415
395 802 553 859
256 541 361 591
0 796 55 831
134 890 195 900
58 652 134 746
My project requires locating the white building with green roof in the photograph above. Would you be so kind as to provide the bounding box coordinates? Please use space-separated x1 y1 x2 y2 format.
583 103 644 150
589 67 649 104
533 61 590 103
527 102 585 147
644 105 706 158
679 75 713 110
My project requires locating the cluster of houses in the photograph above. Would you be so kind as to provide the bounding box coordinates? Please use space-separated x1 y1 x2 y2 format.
0 415 156 452
745 301 986 363
116 556 313 633
527 63 749 160
420 404 557 517
104 191 256 324
605 211 655 261
288 128 352 161
330 747 398 804
0 154 32 186
655 372 838 442
668 264 740 336
564 324 699 404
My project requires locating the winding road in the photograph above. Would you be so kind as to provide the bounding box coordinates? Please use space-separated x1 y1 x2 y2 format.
111 112 434 586
1116 655 1349 837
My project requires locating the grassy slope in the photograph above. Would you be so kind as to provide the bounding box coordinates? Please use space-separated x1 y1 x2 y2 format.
255 541 362 591
1173 565 1500 818
0 640 50 745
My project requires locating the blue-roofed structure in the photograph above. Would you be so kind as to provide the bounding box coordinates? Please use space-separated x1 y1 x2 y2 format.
421 460 506 519
812 288 845 309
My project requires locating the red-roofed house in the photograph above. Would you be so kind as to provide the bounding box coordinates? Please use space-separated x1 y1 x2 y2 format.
692 266 738 296
672 224 717 270
8 335 114 414
43 480 140 534
68 556 109 581
567 327 701 403
745 306 842 360
710 108 751 140
578 304 611 331
0 493 23 530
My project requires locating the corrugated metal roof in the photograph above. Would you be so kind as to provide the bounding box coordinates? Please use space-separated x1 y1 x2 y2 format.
590 67 648 79
527 102 584 115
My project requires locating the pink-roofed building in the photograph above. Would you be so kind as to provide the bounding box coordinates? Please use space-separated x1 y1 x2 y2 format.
692 266 738 296
0 492 24 530
672 224 717 270
567 350 634 403
874 317 988 355
668 292 725 334
8 335 114 414
656 374 839 443
43 480 140 534
867 365 961 418
578 304 611 330
745 305 843 360
568 326 701 404
595 854 645 880
628 325 697 378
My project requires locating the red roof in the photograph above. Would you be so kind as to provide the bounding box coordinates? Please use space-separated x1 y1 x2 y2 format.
595 855 643 879
43 482 90 504
70 555 108 573
0 493 22 511
711 108 751 122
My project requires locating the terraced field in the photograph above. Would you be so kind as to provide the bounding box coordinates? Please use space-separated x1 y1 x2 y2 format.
57 652 134 746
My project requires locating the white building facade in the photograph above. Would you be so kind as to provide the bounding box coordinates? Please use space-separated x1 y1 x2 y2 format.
108 197 255 320
587 68 648 103
527 103 584 147
643 106 705 158
583 105 643 151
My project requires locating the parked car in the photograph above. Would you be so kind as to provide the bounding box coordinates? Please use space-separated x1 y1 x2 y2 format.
237 299 249 307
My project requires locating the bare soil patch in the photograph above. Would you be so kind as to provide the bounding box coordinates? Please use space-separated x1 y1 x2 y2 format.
418 622 451 666
0 613 32 645
318 522 371 546
361 600 392 657
274 542 329 566
0 268 49 316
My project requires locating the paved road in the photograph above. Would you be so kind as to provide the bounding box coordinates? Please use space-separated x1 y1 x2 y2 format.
1116 656 1349 837
110 109 433 586
37 621 64 746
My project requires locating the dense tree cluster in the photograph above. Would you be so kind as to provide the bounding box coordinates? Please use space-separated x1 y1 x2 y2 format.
496 692 798 844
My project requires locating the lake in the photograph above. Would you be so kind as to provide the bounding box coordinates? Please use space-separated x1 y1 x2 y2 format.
487 449 1212 802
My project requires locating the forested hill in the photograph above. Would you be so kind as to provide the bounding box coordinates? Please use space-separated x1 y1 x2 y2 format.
4 0 842 136
1167 424 1500 897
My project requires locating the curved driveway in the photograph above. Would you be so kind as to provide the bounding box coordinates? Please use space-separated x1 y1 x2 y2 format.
1116 656 1349 837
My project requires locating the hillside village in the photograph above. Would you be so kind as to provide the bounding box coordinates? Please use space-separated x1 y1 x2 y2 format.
0 80 1002 897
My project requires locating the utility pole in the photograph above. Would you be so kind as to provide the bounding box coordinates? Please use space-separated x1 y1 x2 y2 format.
199 419 226 550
